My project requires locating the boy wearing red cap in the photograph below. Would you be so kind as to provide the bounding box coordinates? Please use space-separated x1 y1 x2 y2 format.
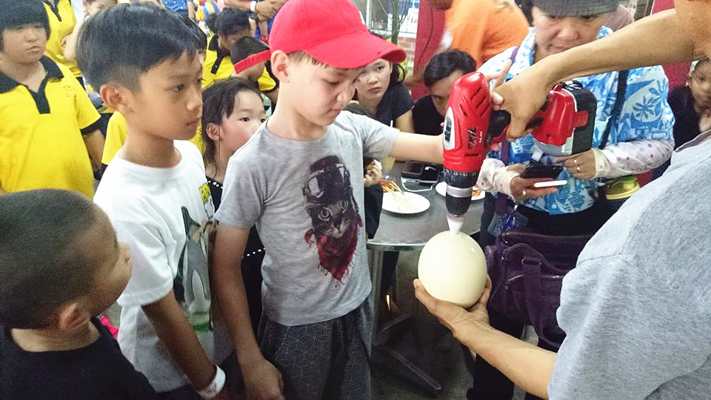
212 0 446 399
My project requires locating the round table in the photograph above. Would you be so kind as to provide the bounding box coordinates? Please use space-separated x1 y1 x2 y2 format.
367 162 484 315
366 162 484 395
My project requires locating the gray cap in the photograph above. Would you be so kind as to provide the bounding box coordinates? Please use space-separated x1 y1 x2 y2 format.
532 0 620 17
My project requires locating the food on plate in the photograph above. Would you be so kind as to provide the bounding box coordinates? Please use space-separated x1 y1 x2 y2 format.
380 179 401 193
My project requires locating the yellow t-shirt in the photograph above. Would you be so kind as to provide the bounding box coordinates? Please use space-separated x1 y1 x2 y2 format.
0 58 99 197
102 112 128 165
257 65 277 93
102 112 205 165
202 35 234 88
43 0 81 77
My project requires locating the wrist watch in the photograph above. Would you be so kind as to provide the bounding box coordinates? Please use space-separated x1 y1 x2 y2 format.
250 0 258 13
197 365 226 399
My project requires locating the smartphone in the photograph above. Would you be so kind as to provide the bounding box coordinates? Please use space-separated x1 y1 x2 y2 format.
401 162 424 179
520 164 564 179
402 162 441 182
533 180 568 188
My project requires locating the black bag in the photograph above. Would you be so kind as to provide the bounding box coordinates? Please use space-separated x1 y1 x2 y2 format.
486 231 591 349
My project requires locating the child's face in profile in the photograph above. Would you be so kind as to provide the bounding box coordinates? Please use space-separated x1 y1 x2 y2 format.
125 52 203 140
284 57 360 127
0 24 47 65
84 209 132 316
690 62 711 111
354 58 392 106
218 90 266 154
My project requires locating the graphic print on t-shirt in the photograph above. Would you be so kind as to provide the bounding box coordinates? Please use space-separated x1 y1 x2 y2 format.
303 155 363 283
175 206 214 332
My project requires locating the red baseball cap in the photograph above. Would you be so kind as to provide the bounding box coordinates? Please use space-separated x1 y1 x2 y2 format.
269 0 407 69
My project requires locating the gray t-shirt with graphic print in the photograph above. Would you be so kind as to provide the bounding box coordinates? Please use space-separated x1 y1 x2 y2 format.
549 134 711 399
216 111 399 326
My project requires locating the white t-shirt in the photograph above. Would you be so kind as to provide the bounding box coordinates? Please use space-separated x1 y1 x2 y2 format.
94 141 231 392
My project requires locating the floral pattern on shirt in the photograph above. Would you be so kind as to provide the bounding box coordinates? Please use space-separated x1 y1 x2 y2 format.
480 27 674 214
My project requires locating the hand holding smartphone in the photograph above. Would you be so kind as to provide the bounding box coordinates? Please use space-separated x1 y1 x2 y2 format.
520 163 567 188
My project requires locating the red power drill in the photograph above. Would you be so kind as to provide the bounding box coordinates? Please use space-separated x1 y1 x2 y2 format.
442 72 597 232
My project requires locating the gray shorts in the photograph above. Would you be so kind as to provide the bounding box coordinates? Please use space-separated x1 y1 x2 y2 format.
258 300 373 400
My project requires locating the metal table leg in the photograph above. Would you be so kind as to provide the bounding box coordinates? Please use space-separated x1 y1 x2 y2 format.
368 247 443 396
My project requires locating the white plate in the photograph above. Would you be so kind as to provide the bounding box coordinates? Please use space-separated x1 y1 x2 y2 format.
435 182 485 201
382 192 431 214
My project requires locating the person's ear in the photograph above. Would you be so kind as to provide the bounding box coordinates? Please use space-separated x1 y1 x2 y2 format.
55 302 91 332
206 123 222 142
100 84 133 115
270 50 290 83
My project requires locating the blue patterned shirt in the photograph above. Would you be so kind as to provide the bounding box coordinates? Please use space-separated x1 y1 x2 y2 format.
479 27 674 215
163 0 188 12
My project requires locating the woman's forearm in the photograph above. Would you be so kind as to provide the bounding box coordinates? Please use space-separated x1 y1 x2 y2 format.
457 322 556 399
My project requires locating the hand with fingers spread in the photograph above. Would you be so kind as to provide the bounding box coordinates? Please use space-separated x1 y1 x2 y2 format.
414 278 492 340
561 149 597 180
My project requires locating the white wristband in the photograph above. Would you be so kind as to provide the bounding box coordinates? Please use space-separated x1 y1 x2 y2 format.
250 0 257 13
197 365 226 399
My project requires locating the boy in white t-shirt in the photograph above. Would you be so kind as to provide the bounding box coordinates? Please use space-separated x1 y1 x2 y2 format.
212 0 447 399
77 4 232 400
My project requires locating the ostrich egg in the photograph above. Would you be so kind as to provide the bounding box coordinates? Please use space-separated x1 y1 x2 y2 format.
418 231 488 308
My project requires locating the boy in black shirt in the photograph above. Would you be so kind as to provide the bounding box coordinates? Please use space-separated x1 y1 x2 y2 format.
0 190 157 400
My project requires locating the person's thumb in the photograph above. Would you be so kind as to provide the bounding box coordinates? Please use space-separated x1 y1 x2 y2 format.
506 114 528 139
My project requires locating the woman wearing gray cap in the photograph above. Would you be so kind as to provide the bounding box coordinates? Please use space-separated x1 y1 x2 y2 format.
416 0 711 399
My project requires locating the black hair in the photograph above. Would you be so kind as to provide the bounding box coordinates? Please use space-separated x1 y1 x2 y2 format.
0 0 50 50
205 12 218 34
76 4 199 90
214 8 250 37
230 36 269 64
201 78 261 165
366 31 406 88
0 190 102 329
180 14 207 53
423 50 477 87
388 63 406 88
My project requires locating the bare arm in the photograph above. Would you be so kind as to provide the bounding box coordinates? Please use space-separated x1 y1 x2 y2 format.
544 11 695 81
142 291 220 391
389 132 443 164
394 110 414 133
212 225 284 400
457 323 555 398
223 0 284 20
498 10 698 138
83 130 105 173
415 280 555 398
